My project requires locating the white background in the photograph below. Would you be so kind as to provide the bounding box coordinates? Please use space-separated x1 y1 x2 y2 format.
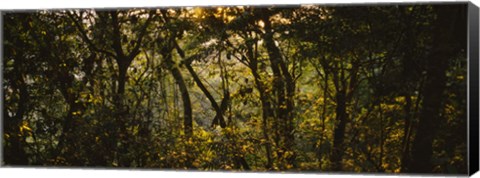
0 0 479 178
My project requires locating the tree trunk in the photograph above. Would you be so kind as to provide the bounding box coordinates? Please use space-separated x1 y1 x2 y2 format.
407 5 465 173
164 54 193 138
330 89 347 171
243 37 274 169
184 63 226 128
4 77 29 165
317 72 329 167
163 52 193 167
112 57 134 167
400 94 412 172
3 17 29 165
249 57 274 169
117 59 131 97
262 15 296 168
399 7 416 171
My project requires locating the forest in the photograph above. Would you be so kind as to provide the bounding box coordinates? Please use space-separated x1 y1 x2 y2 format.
2 4 468 174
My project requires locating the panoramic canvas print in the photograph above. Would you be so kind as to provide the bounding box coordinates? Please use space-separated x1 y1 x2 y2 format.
2 4 469 174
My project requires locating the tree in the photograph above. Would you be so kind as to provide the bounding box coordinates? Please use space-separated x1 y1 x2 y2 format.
408 4 467 173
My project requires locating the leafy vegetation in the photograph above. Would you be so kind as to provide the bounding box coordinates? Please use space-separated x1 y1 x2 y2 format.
2 4 468 174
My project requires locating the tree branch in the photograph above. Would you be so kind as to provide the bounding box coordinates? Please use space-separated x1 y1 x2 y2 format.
66 11 116 58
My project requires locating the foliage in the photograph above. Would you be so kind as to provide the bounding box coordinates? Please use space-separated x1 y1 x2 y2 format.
2 4 468 174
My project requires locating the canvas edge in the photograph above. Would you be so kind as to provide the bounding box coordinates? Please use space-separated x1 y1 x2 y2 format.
468 1 480 176
0 10 4 167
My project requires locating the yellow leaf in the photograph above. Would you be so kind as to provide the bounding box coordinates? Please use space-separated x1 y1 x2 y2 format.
394 97 405 103
72 111 82 116
20 121 32 133
242 145 248 152
260 139 266 143
286 164 293 169
132 126 139 135
316 97 324 103
192 161 200 167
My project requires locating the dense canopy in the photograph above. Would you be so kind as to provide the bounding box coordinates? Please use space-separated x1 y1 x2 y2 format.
2 4 468 174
